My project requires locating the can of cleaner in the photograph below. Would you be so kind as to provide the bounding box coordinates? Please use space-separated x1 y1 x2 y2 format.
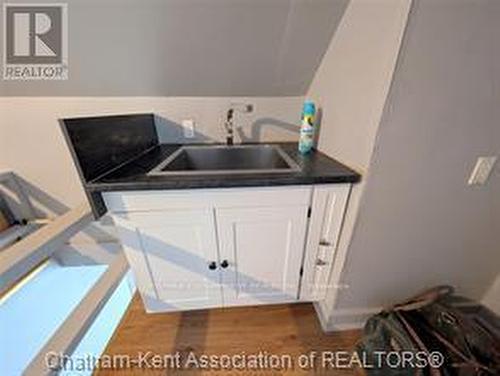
298 100 316 154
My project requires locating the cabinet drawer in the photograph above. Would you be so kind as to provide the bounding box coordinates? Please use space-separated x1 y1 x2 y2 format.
103 186 312 213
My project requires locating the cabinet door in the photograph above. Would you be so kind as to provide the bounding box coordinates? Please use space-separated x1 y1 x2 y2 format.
300 184 351 301
113 209 222 312
216 206 308 307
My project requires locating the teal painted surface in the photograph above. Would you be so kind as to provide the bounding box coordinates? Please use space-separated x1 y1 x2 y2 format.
59 272 134 376
0 261 107 376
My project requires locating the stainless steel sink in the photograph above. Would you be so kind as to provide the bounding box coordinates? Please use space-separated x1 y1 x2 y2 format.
148 144 301 176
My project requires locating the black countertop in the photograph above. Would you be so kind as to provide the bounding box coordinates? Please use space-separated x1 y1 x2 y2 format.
86 142 360 193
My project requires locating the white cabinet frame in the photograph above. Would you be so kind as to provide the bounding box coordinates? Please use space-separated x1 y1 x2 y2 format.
300 184 351 301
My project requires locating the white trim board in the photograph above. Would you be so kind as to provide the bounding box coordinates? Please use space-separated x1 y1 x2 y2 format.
0 170 37 221
0 204 92 295
54 241 122 266
314 302 382 332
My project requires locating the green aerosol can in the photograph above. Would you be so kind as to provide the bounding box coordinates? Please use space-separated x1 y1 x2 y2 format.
298 100 316 154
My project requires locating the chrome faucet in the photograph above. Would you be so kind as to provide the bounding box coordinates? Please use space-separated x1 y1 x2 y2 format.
224 104 253 145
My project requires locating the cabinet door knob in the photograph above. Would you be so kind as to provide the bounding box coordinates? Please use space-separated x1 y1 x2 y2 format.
208 261 217 270
220 260 229 269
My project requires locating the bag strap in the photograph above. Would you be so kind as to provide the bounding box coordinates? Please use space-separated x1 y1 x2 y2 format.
395 311 443 376
424 320 494 374
389 286 454 312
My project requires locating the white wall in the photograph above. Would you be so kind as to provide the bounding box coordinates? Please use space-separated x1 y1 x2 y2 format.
308 0 411 174
306 0 412 329
314 0 500 329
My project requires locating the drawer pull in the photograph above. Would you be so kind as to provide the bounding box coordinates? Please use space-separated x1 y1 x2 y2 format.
316 258 328 266
319 240 332 247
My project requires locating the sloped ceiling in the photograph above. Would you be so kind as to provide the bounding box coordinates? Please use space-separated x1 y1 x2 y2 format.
0 0 350 96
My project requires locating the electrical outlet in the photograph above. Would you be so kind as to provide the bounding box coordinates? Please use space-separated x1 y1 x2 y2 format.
468 156 497 185
182 119 195 138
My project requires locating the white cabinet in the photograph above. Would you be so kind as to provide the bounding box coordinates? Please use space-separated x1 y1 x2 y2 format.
216 205 308 307
104 185 350 313
300 185 351 301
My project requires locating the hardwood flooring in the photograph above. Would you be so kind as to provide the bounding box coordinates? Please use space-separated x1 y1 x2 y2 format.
94 294 362 375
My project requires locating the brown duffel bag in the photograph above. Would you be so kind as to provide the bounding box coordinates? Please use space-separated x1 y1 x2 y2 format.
357 286 500 376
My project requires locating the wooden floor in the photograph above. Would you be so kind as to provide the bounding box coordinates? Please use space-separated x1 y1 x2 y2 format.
95 294 362 375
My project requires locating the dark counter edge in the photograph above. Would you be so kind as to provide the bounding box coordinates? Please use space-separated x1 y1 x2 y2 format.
82 145 361 219
58 118 112 219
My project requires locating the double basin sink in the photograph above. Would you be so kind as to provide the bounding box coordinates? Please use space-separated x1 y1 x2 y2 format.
148 144 301 176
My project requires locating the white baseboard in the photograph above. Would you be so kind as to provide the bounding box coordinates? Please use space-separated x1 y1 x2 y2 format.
313 301 330 332
314 303 382 332
482 274 500 315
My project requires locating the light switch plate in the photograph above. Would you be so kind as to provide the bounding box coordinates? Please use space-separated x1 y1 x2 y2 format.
468 156 498 185
182 119 195 138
